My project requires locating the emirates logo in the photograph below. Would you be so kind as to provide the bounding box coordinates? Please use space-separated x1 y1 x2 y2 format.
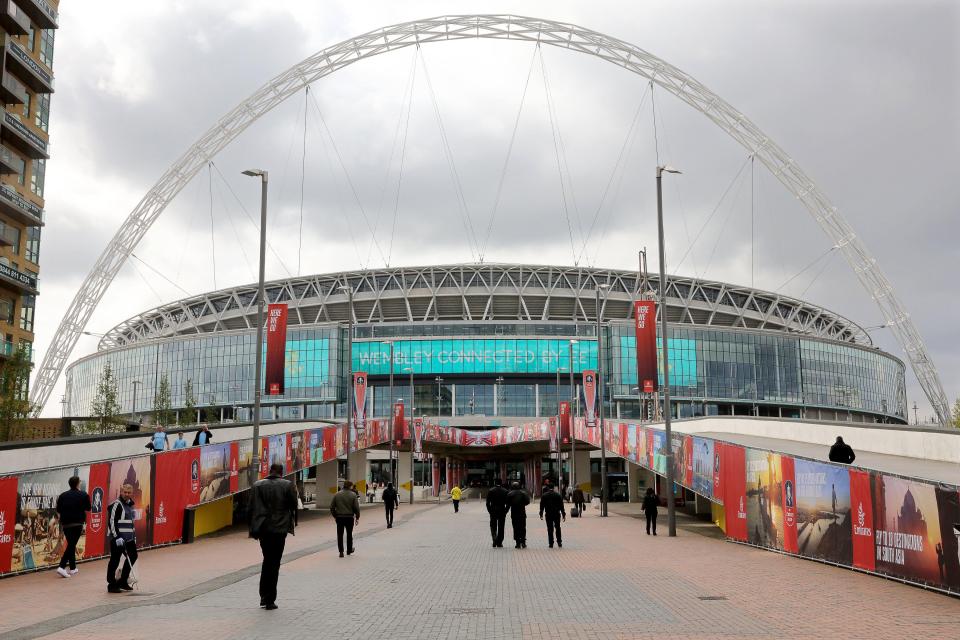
853 501 872 537
858 502 865 527
0 510 5 534
155 501 168 525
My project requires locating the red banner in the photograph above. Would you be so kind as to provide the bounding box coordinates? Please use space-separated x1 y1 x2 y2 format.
633 300 658 391
582 370 597 427
353 372 367 428
285 432 294 474
559 401 571 445
259 437 270 479
153 449 201 545
265 303 288 395
548 417 558 452
229 442 240 493
322 428 338 462
0 476 17 573
393 400 405 445
724 444 747 541
780 456 798 554
85 463 111 558
647 429 655 469
849 468 876 571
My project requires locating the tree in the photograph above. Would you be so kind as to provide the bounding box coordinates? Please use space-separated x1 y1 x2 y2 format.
952 398 960 429
182 378 196 425
202 405 219 424
0 344 33 440
153 374 174 427
90 361 122 434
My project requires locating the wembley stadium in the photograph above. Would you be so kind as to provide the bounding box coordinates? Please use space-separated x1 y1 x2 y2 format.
64 263 907 425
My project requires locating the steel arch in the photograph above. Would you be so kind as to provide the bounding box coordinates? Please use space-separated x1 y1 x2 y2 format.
31 14 950 423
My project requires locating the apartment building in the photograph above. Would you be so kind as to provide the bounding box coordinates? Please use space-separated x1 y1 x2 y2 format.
0 0 57 375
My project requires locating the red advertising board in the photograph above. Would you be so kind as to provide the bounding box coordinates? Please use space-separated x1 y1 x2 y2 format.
229 442 240 493
153 449 201 545
85 462 111 558
647 429 655 469
393 400 405 446
684 435 694 487
780 456 798 554
285 432 294 474
0 476 17 573
723 444 748 541
633 300 658 391
322 428 337 462
582 370 597 427
353 372 368 426
265 303 288 395
849 468 876 571
259 437 270 479
559 401 571 445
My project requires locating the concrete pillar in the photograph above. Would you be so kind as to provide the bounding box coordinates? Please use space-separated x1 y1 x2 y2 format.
445 456 451 494
694 494 713 520
397 450 414 502
314 460 339 509
348 449 366 493
432 455 441 497
627 461 642 503
573 449 591 494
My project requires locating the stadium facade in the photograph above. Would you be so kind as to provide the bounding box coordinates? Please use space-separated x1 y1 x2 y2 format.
64 264 907 425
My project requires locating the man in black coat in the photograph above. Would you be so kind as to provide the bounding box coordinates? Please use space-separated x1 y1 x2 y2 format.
486 479 509 548
55 476 91 578
828 436 856 464
249 463 298 610
382 482 399 528
506 482 530 549
539 485 566 548
192 424 213 446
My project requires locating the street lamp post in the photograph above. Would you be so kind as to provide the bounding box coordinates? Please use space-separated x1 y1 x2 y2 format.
435 376 444 417
657 164 681 537
386 340 394 484
555 365 563 490
569 339 577 492
242 169 268 488
340 283 355 483
596 283 609 517
405 366 415 505
131 380 142 424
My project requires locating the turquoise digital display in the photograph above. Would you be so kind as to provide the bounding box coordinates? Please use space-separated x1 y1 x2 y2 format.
352 339 598 375
619 336 697 387
261 338 330 388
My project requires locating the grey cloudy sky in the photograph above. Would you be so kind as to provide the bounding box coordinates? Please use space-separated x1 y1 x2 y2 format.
35 1 958 419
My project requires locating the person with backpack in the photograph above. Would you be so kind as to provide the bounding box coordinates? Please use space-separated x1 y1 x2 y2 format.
450 485 462 513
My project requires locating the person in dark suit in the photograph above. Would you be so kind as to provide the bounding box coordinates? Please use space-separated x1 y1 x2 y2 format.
539 485 566 548
828 436 856 464
572 487 586 516
486 479 509 548
506 482 530 548
642 487 659 535
382 482 399 528
249 463 298 610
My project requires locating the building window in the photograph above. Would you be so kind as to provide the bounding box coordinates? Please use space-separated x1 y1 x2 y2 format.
25 227 39 263
0 297 14 324
39 29 55 68
19 295 34 332
22 92 31 119
30 159 44 197
26 26 35 52
34 93 49 133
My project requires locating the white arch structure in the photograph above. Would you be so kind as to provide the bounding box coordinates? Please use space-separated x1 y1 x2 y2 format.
31 15 949 423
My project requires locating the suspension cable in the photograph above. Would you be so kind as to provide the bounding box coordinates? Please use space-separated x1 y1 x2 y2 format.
700 165 751 275
130 253 189 297
777 245 837 293
298 87 309 276
418 45 480 262
799 249 836 298
128 257 165 304
208 162 217 290
385 50 418 268
307 89 389 266
211 174 256 281
478 43 540 264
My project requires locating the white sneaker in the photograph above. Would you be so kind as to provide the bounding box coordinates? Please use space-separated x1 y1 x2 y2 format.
70 569 79 575
56 567 70 578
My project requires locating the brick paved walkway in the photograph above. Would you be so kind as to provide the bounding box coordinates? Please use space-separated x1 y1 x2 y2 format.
2 498 958 640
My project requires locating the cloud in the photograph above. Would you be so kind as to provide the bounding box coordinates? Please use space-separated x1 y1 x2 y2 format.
31 1 959 421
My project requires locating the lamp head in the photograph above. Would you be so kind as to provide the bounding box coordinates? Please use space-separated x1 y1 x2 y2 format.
657 165 682 177
241 169 265 177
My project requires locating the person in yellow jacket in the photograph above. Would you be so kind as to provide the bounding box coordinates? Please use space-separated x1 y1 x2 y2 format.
451 485 462 513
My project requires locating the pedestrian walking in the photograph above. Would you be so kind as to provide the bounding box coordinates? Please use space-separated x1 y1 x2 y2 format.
249 463 298 610
148 426 169 452
451 485 462 513
642 487 659 536
572 486 586 517
828 436 856 464
486 479 509 548
366 483 376 504
171 432 188 450
382 482 399 528
507 482 530 548
192 424 213 446
55 476 91 578
106 484 138 593
539 484 566 548
331 480 361 557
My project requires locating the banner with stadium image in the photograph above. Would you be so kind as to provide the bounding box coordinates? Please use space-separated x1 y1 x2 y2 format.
199 443 233 502
692 437 714 499
745 449 784 550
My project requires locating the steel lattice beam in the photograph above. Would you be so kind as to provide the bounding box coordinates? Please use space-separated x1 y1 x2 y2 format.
31 15 950 423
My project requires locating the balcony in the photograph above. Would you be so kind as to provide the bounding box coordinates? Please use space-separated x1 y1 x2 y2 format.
1 111 47 159
0 1 29 36
0 338 14 358
0 71 27 105
4 37 54 94
0 259 37 294
16 0 57 30
0 143 23 175
0 222 17 246
0 183 42 226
